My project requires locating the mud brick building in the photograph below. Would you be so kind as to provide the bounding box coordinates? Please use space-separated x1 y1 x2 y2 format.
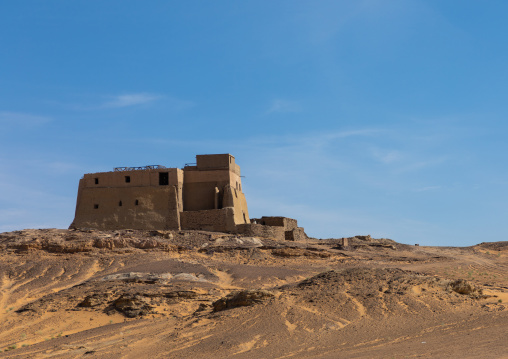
70 153 306 240
70 154 249 232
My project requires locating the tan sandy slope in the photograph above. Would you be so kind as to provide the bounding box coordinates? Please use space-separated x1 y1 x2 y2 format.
0 229 507 358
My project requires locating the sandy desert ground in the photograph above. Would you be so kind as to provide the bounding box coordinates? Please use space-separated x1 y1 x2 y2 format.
0 229 507 358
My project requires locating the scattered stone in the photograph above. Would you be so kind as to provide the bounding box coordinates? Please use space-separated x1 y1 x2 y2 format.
79 294 111 308
213 290 274 312
448 279 483 296
112 294 154 318
272 248 331 258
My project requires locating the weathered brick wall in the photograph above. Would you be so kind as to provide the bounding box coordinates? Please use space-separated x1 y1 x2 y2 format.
223 186 250 225
70 185 180 230
252 217 297 231
235 223 285 241
285 227 307 241
180 208 237 232
283 218 298 231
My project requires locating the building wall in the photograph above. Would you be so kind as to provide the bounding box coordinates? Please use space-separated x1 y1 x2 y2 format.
180 208 237 232
223 186 250 225
70 184 180 230
182 169 231 211
196 154 233 169
182 161 246 212
83 168 182 188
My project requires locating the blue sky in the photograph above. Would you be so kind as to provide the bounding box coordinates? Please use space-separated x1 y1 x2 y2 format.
1 1 507 246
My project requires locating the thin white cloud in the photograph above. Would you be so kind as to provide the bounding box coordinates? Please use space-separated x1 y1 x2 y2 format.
54 93 193 111
266 99 302 114
242 128 382 149
0 157 84 176
101 93 162 108
0 112 52 128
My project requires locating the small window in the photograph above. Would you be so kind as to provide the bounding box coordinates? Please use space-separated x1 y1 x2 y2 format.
159 172 169 186
94 204 99 209
119 201 122 206
125 176 131 183
94 178 99 184
135 199 139 206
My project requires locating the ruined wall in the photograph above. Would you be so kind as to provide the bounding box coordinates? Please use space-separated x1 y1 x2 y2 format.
235 223 285 241
252 217 297 231
180 208 237 232
285 227 307 241
246 216 307 241
70 183 180 230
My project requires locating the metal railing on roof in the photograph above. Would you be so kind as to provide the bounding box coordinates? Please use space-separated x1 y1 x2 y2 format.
114 165 167 172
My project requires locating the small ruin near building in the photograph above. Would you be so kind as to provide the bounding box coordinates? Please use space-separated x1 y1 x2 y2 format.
238 216 307 242
70 154 307 241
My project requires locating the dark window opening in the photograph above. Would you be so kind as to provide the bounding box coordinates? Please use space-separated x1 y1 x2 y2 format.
125 176 131 183
159 172 169 186
135 200 139 206
119 201 122 206
94 178 99 184
94 204 99 209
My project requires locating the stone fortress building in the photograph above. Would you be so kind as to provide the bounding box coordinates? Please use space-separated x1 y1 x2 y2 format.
70 154 306 241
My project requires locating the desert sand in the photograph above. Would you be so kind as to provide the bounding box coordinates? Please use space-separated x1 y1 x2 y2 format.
0 229 507 358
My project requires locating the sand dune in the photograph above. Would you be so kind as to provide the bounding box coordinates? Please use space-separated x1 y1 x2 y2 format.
0 229 507 358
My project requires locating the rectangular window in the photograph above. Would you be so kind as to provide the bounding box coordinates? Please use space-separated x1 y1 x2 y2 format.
94 178 99 184
125 176 131 183
159 172 169 186
94 204 99 209
135 199 139 206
